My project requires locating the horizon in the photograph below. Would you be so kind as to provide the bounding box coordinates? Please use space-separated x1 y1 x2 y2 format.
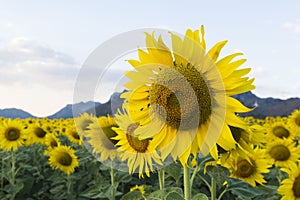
1 1 300 116
1 90 299 118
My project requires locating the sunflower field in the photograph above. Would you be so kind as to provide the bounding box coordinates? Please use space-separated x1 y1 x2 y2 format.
1 26 300 200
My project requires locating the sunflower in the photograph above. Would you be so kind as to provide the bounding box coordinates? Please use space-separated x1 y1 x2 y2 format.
48 145 79 175
85 116 120 162
224 148 271 186
130 185 146 197
0 119 27 151
278 163 300 200
265 139 300 168
288 109 300 135
74 113 98 137
112 109 162 177
217 122 267 164
65 126 82 145
265 120 296 141
26 122 49 145
44 133 61 155
122 26 255 164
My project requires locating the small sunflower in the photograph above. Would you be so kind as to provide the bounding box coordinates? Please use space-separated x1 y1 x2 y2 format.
48 145 79 175
112 109 162 177
0 119 27 151
74 113 98 136
44 133 61 155
278 163 300 200
27 122 49 145
66 126 82 145
85 116 120 162
265 120 296 141
122 26 255 165
288 109 300 134
265 139 300 168
130 185 146 197
225 148 271 186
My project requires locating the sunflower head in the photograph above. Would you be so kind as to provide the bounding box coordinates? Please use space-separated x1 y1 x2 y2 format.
5 127 21 141
0 119 27 151
235 159 255 178
48 145 79 175
293 175 300 197
149 65 211 130
269 144 290 161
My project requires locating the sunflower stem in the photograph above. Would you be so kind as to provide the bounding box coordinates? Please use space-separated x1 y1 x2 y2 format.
10 150 16 200
183 165 191 200
110 163 116 200
158 169 165 190
210 176 216 200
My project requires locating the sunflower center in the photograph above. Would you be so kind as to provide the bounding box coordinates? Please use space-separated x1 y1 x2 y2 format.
293 175 300 197
57 152 72 166
272 126 290 138
295 115 300 127
126 123 149 153
102 125 119 149
236 159 255 178
269 145 290 161
5 128 21 141
149 65 212 129
34 127 47 138
50 140 58 148
71 131 80 140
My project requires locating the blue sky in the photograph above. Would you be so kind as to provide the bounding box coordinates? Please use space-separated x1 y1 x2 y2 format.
0 1 300 117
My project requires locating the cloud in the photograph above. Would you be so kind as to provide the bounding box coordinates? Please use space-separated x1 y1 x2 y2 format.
283 21 300 34
0 37 79 89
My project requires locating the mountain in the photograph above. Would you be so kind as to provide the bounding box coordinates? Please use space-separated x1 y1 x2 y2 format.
234 92 300 119
85 91 124 117
47 101 101 119
0 108 36 119
1 91 299 119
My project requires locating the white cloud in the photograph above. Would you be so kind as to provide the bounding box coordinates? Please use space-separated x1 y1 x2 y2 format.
283 21 300 33
0 37 79 89
0 37 81 116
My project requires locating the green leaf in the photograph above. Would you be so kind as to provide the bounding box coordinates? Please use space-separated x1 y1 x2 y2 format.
165 191 184 200
117 172 132 183
192 193 209 200
230 187 260 199
164 163 182 182
121 190 143 200
148 190 166 200
206 165 229 189
164 187 183 195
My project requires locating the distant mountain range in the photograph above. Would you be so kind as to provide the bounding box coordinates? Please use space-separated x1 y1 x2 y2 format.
0 91 299 119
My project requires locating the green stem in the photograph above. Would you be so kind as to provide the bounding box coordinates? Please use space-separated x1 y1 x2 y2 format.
190 165 200 187
66 175 72 195
158 169 165 190
217 188 228 200
183 165 191 200
110 163 115 200
10 150 16 200
210 176 216 200
1 152 4 191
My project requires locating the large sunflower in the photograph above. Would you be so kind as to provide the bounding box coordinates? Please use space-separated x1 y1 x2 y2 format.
112 109 162 177
224 148 271 186
278 163 300 200
265 138 300 168
0 119 27 151
85 116 120 162
26 122 49 145
48 145 79 175
122 26 255 164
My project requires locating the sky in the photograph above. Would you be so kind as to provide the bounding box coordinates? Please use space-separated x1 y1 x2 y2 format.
0 1 300 117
